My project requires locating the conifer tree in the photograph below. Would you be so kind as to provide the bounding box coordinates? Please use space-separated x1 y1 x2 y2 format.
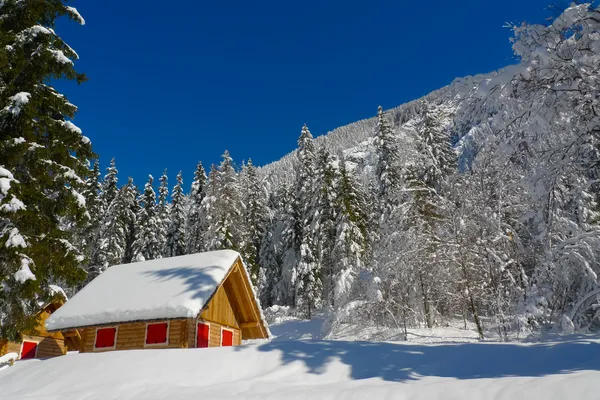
97 185 127 271
157 170 169 256
374 106 401 203
121 178 139 264
239 159 268 285
102 158 119 207
186 161 207 253
260 184 290 306
204 151 241 251
0 0 91 338
166 172 186 257
332 159 370 308
312 148 339 306
81 160 103 274
134 175 160 261
293 124 321 317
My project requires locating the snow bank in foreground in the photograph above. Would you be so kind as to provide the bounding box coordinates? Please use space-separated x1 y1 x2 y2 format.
2 338 600 399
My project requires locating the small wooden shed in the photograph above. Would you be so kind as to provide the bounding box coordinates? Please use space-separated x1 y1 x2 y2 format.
0 293 82 360
45 250 270 353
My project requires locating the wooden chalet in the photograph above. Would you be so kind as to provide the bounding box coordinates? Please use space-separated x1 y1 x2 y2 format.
0 294 82 360
45 250 270 353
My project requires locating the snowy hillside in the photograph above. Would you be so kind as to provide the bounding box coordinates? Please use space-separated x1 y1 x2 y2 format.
258 68 496 187
2 332 600 399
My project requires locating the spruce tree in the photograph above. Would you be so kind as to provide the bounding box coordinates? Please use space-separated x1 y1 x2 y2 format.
157 170 169 256
0 1 91 338
239 159 268 285
293 124 321 317
374 106 401 203
121 178 139 264
81 160 103 274
134 175 160 261
166 171 186 257
102 158 119 207
312 148 339 307
186 161 207 253
332 159 370 308
204 151 241 251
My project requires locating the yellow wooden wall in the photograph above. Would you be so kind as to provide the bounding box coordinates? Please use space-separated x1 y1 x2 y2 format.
200 285 240 329
0 336 66 359
81 319 188 353
206 321 241 347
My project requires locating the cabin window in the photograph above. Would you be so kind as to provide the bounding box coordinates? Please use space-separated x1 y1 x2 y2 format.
221 328 233 347
145 322 169 346
94 327 117 350
197 322 210 348
20 340 38 359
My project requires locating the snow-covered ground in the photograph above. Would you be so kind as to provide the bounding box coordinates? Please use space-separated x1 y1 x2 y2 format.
2 316 600 399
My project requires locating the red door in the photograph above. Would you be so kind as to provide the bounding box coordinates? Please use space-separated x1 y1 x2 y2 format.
221 329 233 346
197 323 209 348
20 341 38 359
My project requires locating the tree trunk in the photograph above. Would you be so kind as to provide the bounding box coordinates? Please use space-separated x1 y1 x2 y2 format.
418 271 432 328
402 308 408 341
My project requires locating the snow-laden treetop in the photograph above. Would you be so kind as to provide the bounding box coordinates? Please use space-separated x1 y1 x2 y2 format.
46 250 242 330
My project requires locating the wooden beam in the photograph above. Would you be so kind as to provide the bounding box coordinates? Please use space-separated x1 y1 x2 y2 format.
239 321 259 329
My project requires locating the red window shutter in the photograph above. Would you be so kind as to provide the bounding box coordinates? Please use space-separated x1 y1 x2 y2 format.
197 323 209 348
20 341 38 359
95 328 117 348
221 329 233 346
146 323 168 345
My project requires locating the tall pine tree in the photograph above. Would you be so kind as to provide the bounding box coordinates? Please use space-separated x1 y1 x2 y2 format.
186 161 207 254
293 124 321 318
0 1 92 338
134 175 160 261
157 170 169 256
239 159 268 285
166 171 186 257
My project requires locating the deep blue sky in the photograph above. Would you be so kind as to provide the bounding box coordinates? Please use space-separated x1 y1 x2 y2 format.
57 0 557 189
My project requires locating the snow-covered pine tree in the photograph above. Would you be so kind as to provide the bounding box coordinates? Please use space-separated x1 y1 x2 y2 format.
165 171 186 257
239 159 268 285
97 183 128 272
186 161 207 254
331 159 370 308
157 170 169 256
260 183 292 306
0 1 91 338
293 124 321 317
374 106 402 204
204 151 242 251
80 160 104 277
133 175 160 261
121 178 139 264
102 158 119 207
91 158 123 276
311 148 339 307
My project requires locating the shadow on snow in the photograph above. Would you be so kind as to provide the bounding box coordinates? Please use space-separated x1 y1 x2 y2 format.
239 337 600 382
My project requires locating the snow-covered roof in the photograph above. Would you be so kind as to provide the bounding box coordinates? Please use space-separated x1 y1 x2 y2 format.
46 250 241 331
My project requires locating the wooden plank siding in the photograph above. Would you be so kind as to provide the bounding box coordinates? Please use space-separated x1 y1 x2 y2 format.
0 336 66 359
206 321 241 347
22 334 66 358
81 319 189 353
200 284 240 329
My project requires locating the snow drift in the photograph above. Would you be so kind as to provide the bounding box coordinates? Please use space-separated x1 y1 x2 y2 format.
1 337 600 399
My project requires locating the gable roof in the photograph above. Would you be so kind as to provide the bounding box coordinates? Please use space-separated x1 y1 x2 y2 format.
46 250 249 331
